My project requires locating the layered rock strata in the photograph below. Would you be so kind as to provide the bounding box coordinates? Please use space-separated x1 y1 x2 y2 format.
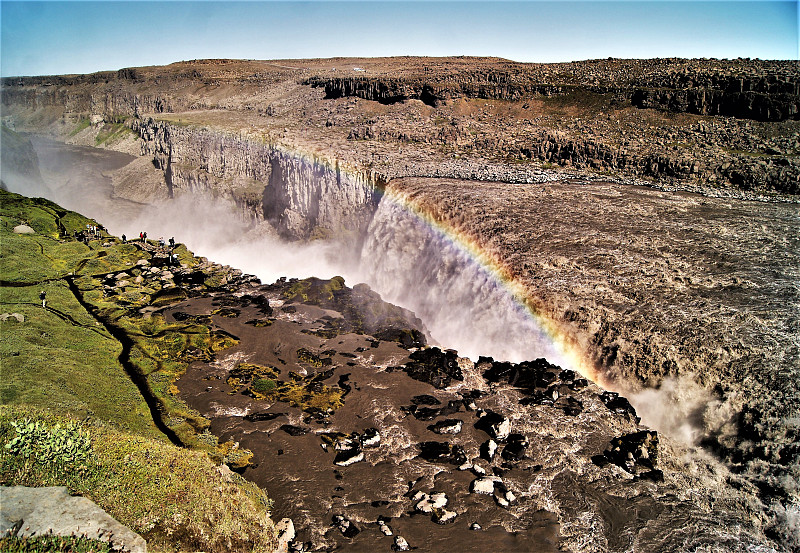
2 57 799 195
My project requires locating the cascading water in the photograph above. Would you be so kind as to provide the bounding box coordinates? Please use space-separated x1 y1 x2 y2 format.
356 198 571 368
8 134 795 552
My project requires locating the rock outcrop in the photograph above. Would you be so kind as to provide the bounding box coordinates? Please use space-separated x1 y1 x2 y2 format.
0 486 147 553
306 57 799 122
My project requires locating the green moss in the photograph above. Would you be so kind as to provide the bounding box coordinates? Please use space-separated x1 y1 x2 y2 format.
68 118 91 137
1 535 113 552
95 121 133 145
282 275 346 305
226 362 343 414
252 378 278 394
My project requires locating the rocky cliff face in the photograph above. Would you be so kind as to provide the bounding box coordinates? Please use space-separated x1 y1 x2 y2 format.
307 58 800 122
3 56 798 196
134 118 383 240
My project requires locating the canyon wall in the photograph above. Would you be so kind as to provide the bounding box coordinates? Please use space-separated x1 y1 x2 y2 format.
133 119 383 241
307 61 800 121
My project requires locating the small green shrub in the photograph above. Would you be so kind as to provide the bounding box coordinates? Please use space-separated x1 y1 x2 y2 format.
252 378 277 394
4 419 91 466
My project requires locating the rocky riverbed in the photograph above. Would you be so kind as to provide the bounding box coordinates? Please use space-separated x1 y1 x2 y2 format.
173 275 776 552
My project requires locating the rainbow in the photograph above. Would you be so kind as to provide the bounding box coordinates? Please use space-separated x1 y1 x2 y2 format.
374 183 602 383
237 131 601 383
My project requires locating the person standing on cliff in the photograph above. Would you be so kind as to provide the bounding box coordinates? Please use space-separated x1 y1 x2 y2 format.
39 290 46 308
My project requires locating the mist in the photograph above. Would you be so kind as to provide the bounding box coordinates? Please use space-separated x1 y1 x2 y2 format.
5 135 742 458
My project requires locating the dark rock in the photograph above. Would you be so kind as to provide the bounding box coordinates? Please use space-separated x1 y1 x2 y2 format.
403 347 462 388
419 441 468 465
282 305 297 313
600 391 639 420
558 396 584 416
600 430 660 474
240 294 273 315
337 374 352 396
637 469 665 482
407 400 463 421
474 410 511 441
501 433 529 461
244 412 285 422
280 424 309 436
411 394 441 406
570 378 589 391
480 439 498 461
332 515 360 538
334 448 364 466
483 357 560 391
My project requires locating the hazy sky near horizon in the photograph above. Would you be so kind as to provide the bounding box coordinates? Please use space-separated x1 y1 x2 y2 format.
1 1 797 77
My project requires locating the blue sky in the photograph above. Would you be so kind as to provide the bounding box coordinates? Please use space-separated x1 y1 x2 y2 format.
1 1 797 77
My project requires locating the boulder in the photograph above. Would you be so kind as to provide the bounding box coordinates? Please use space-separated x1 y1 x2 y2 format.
402 347 463 388
0 313 24 323
275 518 295 553
432 508 457 524
411 394 441 405
480 439 497 461
393 536 410 551
501 433 529 461
334 449 364 466
598 430 659 474
600 391 639 420
474 410 510 441
0 486 146 553
470 477 498 495
415 492 447 514
279 424 309 436
427 419 463 435
332 515 359 538
12 225 34 234
377 519 393 536
360 428 381 448
408 400 463 421
419 442 468 465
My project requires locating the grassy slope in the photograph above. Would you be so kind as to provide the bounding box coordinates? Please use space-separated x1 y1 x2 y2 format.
0 195 156 435
0 190 277 553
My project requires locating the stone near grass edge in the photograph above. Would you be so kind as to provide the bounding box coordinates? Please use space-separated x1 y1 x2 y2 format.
0 486 147 553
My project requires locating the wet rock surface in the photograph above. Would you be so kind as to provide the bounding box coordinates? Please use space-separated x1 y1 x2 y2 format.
174 274 780 552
